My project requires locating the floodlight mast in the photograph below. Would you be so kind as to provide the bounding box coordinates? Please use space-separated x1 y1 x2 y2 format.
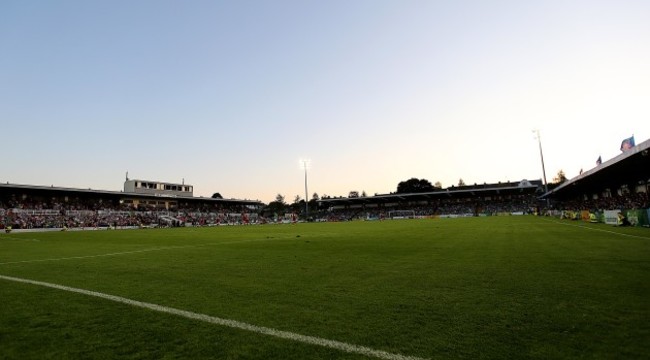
533 130 550 203
301 159 310 220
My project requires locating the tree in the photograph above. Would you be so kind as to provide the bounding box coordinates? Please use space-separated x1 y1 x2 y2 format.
211 192 223 199
553 170 568 184
263 194 287 217
291 195 305 213
396 178 435 193
434 181 442 189
308 193 319 211
458 178 466 186
361 190 367 197
349 191 359 198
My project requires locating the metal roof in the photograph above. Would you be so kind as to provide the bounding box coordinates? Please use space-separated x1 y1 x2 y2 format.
544 138 650 199
0 182 263 205
318 179 543 205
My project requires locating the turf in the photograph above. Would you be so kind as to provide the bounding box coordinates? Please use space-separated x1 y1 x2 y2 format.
0 217 649 359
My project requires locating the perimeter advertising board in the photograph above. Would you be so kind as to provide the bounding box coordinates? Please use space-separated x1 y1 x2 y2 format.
603 210 620 225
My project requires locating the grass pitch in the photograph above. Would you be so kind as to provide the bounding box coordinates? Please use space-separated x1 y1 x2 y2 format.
1 216 649 359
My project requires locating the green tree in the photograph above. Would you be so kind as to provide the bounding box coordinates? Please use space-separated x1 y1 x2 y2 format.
263 194 287 217
308 193 319 212
396 178 435 193
553 170 568 184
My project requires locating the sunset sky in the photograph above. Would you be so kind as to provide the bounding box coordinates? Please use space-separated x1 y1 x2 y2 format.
2 1 649 203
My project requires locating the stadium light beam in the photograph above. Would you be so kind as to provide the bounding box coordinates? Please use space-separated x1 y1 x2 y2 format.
300 159 311 220
533 129 549 197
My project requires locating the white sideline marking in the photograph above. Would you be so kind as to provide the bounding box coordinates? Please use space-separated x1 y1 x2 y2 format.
0 245 203 265
545 219 650 240
0 274 427 360
0 236 40 242
0 237 293 266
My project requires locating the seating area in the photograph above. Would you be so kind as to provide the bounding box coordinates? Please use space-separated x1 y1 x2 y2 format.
2 170 648 230
551 192 649 212
315 196 539 222
0 196 259 230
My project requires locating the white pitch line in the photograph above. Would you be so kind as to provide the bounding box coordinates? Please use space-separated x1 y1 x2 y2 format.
0 237 294 266
544 219 650 240
0 245 204 265
0 236 40 242
0 274 427 360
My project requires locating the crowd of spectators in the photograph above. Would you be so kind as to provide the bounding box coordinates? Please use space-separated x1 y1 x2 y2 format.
316 192 650 222
176 211 261 226
551 192 649 212
317 196 538 221
3 210 158 229
0 195 259 230
2 190 648 229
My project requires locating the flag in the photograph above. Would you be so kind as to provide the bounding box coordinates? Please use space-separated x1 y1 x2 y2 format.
596 156 602 165
620 136 635 152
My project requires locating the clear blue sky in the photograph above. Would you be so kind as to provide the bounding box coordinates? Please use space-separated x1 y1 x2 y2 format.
2 1 649 203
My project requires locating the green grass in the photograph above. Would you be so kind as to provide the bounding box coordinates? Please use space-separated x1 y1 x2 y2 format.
1 217 649 359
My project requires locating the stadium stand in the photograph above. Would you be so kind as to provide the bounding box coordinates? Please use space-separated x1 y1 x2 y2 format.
316 139 649 226
0 181 263 231
316 180 543 221
3 138 648 229
543 138 650 226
